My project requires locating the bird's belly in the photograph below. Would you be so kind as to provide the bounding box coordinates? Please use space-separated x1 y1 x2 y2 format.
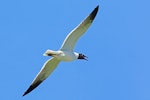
57 56 74 62
56 51 76 62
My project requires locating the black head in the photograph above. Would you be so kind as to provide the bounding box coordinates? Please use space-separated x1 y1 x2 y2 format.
78 53 88 61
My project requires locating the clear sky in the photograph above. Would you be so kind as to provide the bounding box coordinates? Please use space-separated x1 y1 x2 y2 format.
0 0 150 100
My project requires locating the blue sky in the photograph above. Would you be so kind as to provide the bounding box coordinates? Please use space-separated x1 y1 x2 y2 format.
0 0 150 100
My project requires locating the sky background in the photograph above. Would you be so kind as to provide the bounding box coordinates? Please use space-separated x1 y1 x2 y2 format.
0 0 150 100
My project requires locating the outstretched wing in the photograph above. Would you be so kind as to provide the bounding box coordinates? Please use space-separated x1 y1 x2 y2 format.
23 57 60 96
60 5 99 51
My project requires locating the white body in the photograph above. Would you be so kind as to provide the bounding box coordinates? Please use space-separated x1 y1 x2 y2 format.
44 49 79 62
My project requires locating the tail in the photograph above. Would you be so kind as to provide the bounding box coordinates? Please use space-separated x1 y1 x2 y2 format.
43 50 58 56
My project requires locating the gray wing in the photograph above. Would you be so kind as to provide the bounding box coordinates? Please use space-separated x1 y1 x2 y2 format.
60 5 99 51
23 57 60 96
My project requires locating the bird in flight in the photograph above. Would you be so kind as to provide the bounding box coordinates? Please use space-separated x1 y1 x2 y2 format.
23 5 99 96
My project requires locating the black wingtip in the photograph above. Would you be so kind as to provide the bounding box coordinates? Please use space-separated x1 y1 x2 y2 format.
22 80 42 96
22 85 34 96
22 91 28 96
89 5 99 21
95 5 99 10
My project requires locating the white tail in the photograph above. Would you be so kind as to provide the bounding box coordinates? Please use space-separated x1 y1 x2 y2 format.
43 50 59 56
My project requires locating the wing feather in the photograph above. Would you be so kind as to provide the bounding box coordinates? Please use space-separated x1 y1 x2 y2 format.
23 57 60 96
60 5 99 51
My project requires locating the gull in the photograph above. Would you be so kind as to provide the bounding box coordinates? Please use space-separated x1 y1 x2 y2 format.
23 5 99 96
